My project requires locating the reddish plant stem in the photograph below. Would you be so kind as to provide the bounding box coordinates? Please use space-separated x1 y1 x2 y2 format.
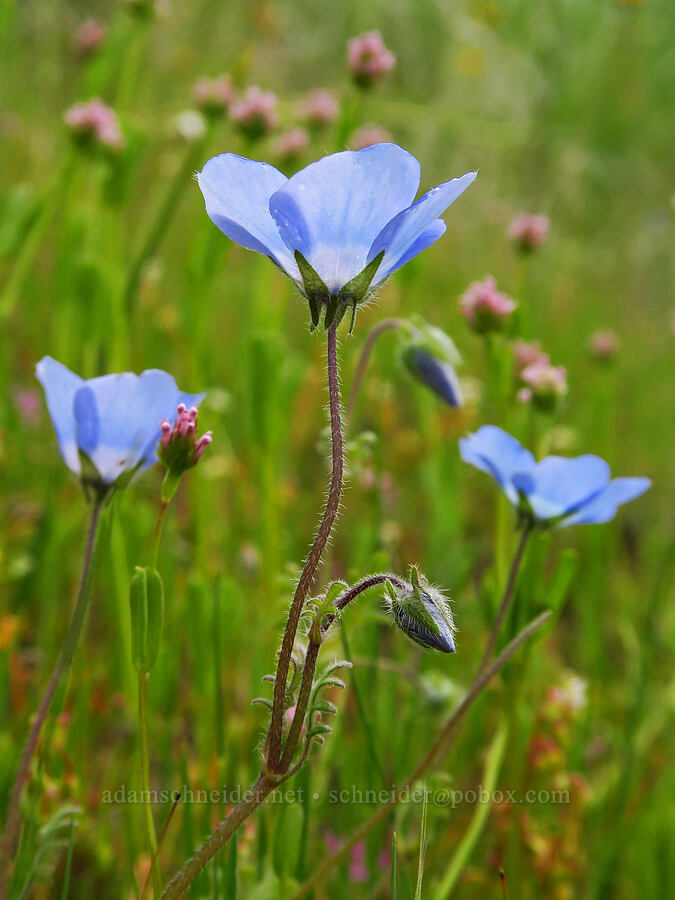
267 321 344 771
345 317 404 424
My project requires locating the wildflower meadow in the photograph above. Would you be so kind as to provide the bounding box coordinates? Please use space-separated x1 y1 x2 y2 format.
0 1 672 898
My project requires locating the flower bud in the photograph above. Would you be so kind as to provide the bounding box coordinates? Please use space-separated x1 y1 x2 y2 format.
347 31 396 88
588 329 620 362
460 276 516 334
512 339 549 376
130 566 164 673
74 19 107 58
271 127 310 165
298 90 339 128
158 403 212 497
349 124 393 151
403 346 463 407
385 567 455 653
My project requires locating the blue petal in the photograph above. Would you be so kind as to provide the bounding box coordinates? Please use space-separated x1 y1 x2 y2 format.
368 171 477 282
83 369 204 483
512 455 610 521
197 154 299 279
561 477 651 526
73 386 99 455
459 426 535 504
269 144 421 292
35 356 83 475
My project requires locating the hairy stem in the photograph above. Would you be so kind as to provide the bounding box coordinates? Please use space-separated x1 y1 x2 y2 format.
267 322 344 771
161 776 276 899
346 317 404 424
478 524 532 674
291 611 551 899
321 574 406 635
0 500 103 897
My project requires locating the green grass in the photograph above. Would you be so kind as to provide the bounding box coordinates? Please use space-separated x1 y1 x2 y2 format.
1 0 673 897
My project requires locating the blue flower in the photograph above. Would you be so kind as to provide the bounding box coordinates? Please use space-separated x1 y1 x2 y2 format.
36 357 204 488
459 425 650 527
197 143 476 329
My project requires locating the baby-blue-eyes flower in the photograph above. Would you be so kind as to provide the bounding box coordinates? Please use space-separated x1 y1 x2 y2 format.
460 425 650 527
197 143 476 331
36 357 204 492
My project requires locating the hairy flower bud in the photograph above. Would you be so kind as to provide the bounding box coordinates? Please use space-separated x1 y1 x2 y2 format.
385 567 455 653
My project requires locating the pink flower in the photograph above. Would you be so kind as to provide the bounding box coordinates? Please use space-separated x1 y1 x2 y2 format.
192 75 236 117
16 388 42 426
349 841 369 883
507 213 549 251
350 124 393 151
230 86 278 140
460 276 517 333
272 127 310 163
159 403 212 474
589 329 620 361
64 99 124 151
521 359 568 410
74 19 107 57
324 830 342 855
299 90 339 127
283 704 306 736
347 31 396 87
512 339 550 375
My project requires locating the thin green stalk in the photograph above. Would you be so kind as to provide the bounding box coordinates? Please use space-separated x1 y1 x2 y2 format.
431 719 509 899
150 499 169 568
345 317 404 425
0 498 103 898
478 524 532 673
138 671 162 896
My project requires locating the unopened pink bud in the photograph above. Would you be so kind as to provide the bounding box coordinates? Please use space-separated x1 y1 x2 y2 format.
589 329 620 361
64 99 125 151
192 75 236 116
512 339 549 375
347 31 396 87
272 127 310 164
194 432 212 463
521 359 568 410
460 276 517 333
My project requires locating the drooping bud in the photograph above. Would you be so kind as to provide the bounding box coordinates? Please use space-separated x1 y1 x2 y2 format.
347 31 396 88
460 276 517 334
230 86 278 141
507 213 549 252
129 566 164 673
403 346 463 408
158 403 212 498
385 567 455 653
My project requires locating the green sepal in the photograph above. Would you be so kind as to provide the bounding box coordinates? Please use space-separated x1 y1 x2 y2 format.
129 566 165 673
397 587 441 638
338 250 384 306
295 250 331 307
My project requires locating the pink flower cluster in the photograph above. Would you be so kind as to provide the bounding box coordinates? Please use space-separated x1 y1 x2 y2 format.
588 329 620 361
64 99 124 151
74 19 107 57
299 90 339 127
507 213 550 251
460 276 517 333
519 359 568 407
272 127 309 163
159 404 212 466
350 124 393 150
347 30 396 87
230 86 278 140
192 75 236 116
512 339 549 374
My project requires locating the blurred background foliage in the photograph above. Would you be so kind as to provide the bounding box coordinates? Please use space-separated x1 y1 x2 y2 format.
0 0 673 897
